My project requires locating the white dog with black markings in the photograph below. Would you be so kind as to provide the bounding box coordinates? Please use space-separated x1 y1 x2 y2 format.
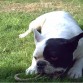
19 11 83 79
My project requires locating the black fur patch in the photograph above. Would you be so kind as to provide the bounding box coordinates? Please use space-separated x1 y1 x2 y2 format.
43 38 77 68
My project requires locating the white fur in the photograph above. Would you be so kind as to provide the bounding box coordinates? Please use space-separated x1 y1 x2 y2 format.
19 11 83 79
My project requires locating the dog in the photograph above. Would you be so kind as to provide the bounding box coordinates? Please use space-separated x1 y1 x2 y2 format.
19 11 83 79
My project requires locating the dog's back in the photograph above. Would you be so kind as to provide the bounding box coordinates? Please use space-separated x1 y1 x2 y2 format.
19 11 82 39
40 11 82 39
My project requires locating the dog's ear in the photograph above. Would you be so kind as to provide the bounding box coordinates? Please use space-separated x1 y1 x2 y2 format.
33 29 44 45
67 32 83 52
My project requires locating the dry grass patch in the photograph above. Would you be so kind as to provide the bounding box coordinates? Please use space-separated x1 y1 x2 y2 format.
0 0 83 15
0 0 83 25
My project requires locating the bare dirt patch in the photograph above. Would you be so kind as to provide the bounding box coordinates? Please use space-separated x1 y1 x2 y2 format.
0 0 83 22
0 0 82 14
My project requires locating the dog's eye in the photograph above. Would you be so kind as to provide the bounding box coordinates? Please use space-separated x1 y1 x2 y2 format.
51 57 58 61
34 56 38 60
34 56 43 60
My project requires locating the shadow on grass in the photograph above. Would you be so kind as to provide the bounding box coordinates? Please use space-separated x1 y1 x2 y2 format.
0 66 25 82
0 65 83 82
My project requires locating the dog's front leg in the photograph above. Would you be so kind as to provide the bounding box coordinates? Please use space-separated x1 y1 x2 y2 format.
68 58 83 79
26 57 37 75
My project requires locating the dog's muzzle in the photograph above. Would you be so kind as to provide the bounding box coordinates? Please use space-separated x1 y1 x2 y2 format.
36 60 65 76
37 60 46 74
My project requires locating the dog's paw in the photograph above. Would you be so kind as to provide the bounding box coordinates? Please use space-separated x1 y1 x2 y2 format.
19 34 25 38
68 67 82 79
26 66 37 75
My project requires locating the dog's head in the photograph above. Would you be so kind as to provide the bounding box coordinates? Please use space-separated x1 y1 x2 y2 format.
33 29 83 75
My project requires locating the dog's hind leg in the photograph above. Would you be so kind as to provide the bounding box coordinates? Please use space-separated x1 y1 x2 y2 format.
19 27 32 38
19 20 37 38
19 15 46 38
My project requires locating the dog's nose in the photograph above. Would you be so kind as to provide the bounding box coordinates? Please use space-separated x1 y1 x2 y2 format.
37 60 46 73
37 60 46 67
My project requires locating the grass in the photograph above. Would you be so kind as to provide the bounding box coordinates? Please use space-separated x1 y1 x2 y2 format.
0 0 83 82
0 12 36 82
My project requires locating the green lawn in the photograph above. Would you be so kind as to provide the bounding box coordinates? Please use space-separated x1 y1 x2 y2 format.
0 0 83 82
